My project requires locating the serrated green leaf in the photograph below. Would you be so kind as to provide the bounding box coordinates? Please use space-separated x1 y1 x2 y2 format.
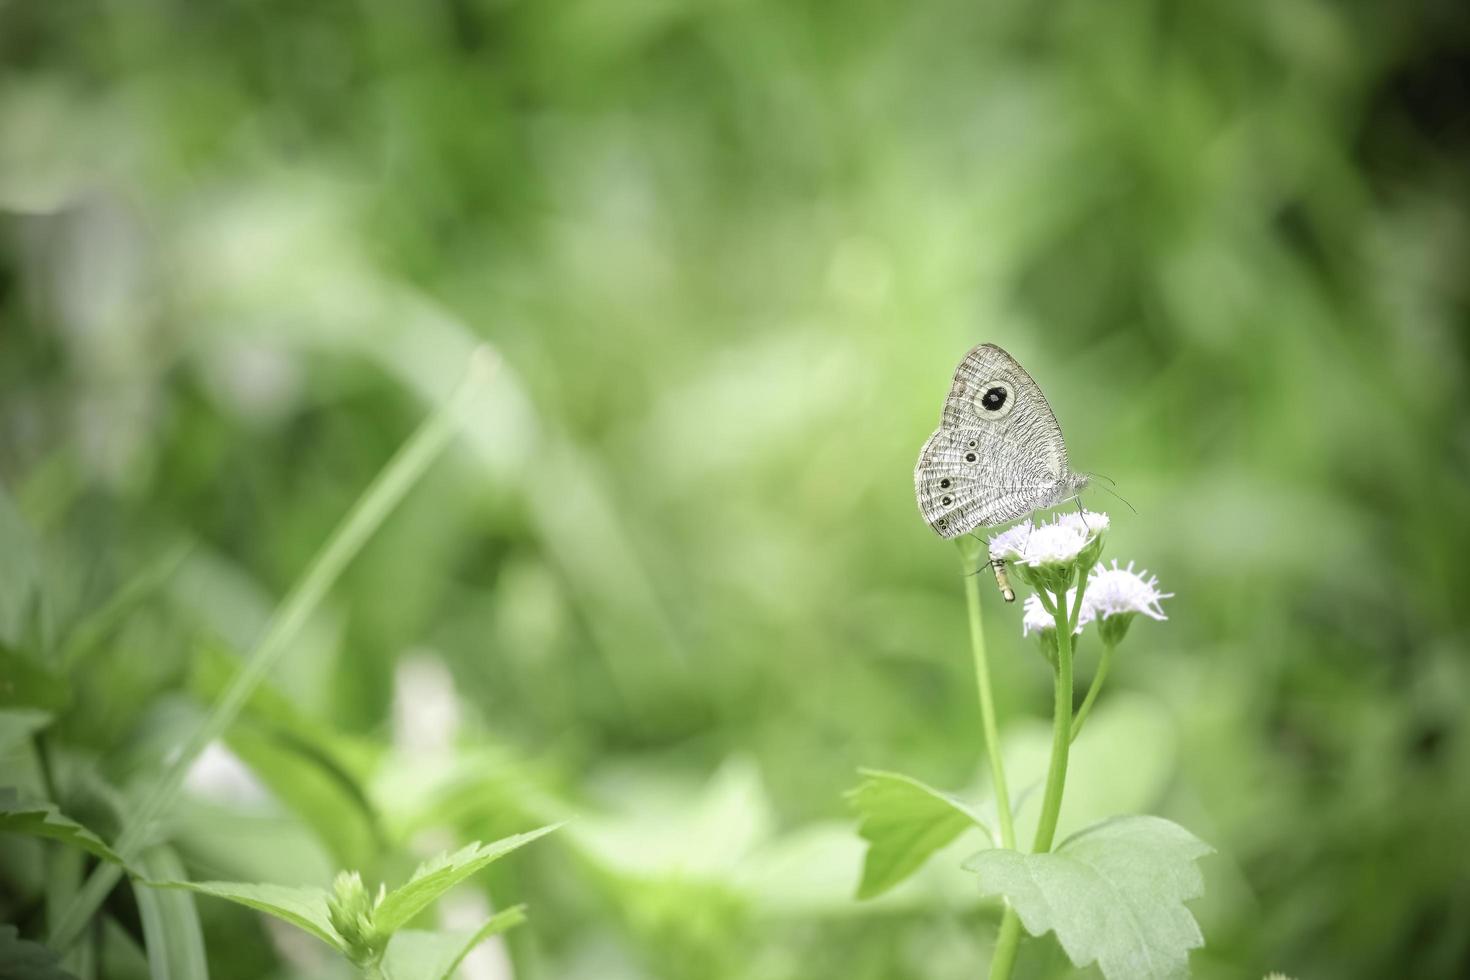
133 847 209 980
0 924 78 980
965 815 1213 980
0 787 127 867
374 825 559 933
847 769 992 899
147 879 342 951
380 906 527 980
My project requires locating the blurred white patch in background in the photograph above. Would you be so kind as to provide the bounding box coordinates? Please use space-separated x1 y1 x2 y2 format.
198 338 304 424
439 889 516 980
393 651 461 754
183 740 269 806
43 194 164 487
392 655 516 978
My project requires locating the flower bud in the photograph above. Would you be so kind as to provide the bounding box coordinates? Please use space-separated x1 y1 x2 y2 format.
327 870 386 966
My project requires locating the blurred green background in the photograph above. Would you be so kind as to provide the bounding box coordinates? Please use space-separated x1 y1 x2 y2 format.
2 0 1469 978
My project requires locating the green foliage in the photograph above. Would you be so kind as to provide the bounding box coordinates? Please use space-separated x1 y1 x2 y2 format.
372 826 559 933
148 880 340 949
150 826 555 974
0 492 40 648
966 816 1213 980
0 709 51 757
0 646 68 712
847 769 992 899
0 787 127 868
379 908 526 980
1 0 1467 976
133 847 209 980
0 925 76 980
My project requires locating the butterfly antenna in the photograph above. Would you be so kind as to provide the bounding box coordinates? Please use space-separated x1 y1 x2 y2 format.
962 530 989 577
1092 481 1138 516
1087 470 1117 487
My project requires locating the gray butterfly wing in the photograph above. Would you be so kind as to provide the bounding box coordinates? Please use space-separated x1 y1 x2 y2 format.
914 344 1073 538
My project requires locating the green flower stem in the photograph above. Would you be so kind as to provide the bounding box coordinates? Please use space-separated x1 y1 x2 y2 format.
990 909 1022 980
956 539 1022 980
1069 639 1114 743
957 539 1015 850
1029 570 1089 855
48 350 499 954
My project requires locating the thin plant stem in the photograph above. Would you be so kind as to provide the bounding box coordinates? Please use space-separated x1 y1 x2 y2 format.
1070 639 1114 743
957 539 1014 849
958 538 1021 980
990 910 1022 980
1029 569 1089 855
49 349 498 953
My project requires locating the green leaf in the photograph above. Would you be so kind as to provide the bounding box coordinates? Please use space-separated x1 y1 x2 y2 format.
0 488 41 649
0 924 78 980
99 919 152 980
965 815 1213 980
147 880 342 952
223 722 383 870
188 641 384 868
0 787 127 867
133 847 209 980
374 825 559 933
847 769 992 899
0 708 52 757
380 906 527 980
168 798 336 888
0 645 69 712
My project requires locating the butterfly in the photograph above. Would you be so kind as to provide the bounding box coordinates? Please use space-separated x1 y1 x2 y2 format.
914 343 1089 543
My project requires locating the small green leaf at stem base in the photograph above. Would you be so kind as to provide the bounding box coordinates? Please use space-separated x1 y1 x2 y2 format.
965 815 1212 980
846 769 993 899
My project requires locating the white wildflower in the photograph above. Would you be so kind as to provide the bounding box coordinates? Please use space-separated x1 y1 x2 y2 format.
989 510 1110 595
1020 521 1089 565
988 511 1109 568
987 520 1034 563
1083 560 1172 645
1086 560 1171 621
1056 510 1110 538
1021 590 1092 637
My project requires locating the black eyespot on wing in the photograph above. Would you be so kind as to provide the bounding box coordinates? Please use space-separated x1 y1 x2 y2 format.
939 478 951 489
967 438 978 449
981 386 1008 411
936 517 948 528
940 495 953 507
964 452 977 463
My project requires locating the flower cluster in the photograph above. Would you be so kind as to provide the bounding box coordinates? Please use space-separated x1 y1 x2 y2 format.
990 511 1109 594
991 512 1170 648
